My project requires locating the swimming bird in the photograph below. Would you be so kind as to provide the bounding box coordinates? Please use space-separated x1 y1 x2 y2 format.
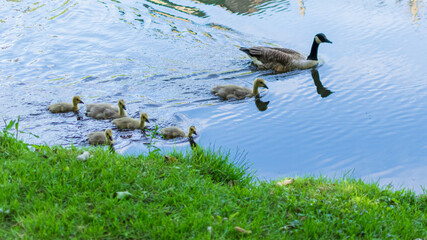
86 99 127 119
161 125 197 140
240 33 332 73
112 112 150 130
88 129 114 146
211 78 268 100
48 96 84 113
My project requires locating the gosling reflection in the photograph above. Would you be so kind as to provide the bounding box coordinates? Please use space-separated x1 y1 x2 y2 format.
189 135 197 149
409 0 421 23
311 68 333 98
255 96 270 111
299 0 306 16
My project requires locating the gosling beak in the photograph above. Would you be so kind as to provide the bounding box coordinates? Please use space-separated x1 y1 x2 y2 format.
145 119 150 123
80 100 84 104
122 105 127 110
194 131 198 136
108 136 113 141
264 84 269 89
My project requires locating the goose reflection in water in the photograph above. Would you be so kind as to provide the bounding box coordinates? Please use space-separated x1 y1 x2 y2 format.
255 96 270 111
311 68 333 98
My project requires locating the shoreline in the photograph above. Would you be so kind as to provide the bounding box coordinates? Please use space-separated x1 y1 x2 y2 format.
1 129 426 239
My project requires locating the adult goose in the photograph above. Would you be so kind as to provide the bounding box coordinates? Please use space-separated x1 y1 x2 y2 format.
88 129 114 146
48 96 84 113
240 33 332 73
211 78 268 100
86 99 127 119
112 112 150 130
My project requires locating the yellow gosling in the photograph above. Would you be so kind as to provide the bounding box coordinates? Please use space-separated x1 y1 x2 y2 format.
211 78 268 100
88 129 114 145
112 112 150 130
48 96 84 113
86 99 127 119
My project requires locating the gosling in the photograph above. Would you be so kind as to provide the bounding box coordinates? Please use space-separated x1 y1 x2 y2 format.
86 99 127 119
88 129 114 146
161 125 197 140
211 78 269 100
112 112 150 130
48 96 84 113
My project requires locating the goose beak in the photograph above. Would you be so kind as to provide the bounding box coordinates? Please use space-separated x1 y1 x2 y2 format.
324 38 332 44
123 106 127 110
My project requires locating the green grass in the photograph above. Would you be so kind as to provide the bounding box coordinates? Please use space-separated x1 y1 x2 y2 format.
0 128 426 239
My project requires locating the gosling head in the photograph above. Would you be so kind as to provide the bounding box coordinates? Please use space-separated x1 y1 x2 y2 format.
314 33 332 44
72 96 84 111
254 78 269 89
105 128 114 144
72 96 84 105
118 99 126 110
188 125 197 137
140 112 150 123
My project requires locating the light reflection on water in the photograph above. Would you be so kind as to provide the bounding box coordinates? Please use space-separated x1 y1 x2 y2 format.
0 0 426 193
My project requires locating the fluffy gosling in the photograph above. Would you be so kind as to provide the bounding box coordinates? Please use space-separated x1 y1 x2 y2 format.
88 129 114 145
112 112 150 130
86 99 127 119
161 125 197 140
211 78 268 100
48 96 84 113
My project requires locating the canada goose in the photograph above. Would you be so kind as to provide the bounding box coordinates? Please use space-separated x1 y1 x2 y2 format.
161 125 197 140
48 96 84 113
86 99 127 119
112 112 150 130
240 33 332 73
88 129 114 146
211 78 268 100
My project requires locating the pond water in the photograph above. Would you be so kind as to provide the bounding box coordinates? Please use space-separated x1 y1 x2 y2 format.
1 0 426 193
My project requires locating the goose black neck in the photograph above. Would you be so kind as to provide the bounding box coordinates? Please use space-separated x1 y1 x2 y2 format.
307 39 319 61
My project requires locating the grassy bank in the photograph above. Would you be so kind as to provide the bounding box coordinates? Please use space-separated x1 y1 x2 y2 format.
0 129 426 239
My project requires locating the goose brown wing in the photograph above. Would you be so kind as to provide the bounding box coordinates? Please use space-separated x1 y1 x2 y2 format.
240 46 304 64
265 47 304 57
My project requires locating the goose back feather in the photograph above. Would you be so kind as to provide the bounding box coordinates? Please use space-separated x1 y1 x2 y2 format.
161 127 185 139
